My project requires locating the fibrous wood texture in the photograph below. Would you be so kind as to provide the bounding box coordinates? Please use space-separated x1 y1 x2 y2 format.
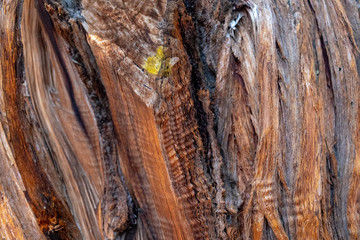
1 0 360 239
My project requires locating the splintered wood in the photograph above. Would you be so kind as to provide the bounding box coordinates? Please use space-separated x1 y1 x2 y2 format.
0 0 359 239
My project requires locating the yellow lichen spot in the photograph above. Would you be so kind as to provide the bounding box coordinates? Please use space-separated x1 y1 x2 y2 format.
143 46 179 77
156 46 165 59
143 46 165 75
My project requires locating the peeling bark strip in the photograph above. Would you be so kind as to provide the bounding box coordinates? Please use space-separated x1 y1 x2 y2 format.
1 0 360 239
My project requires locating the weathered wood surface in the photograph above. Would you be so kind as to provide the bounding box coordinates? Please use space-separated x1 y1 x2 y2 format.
1 0 360 239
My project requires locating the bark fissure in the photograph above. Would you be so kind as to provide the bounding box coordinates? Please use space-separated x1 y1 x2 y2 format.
1 0 360 239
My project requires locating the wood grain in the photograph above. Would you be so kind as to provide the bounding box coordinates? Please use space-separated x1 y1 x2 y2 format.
1 0 360 239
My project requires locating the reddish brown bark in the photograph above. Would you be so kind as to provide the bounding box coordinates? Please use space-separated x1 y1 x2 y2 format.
1 0 360 239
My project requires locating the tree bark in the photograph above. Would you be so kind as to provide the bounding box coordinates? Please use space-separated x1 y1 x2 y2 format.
1 0 360 239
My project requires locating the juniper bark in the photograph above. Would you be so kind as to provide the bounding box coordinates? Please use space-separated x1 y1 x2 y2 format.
0 0 360 239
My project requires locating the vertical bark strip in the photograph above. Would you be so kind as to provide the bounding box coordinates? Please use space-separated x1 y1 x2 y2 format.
1 0 360 239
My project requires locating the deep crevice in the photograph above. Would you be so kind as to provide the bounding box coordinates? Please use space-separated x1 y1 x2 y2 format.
40 0 139 237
